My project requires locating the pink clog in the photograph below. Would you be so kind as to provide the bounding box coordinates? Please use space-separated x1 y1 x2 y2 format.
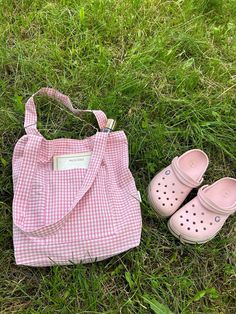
168 177 236 244
148 149 209 217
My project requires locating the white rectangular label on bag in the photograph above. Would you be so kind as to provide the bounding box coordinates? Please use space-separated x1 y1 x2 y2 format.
53 152 92 171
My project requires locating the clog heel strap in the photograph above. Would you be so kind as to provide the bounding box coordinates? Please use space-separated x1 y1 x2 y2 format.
171 157 203 188
198 185 236 216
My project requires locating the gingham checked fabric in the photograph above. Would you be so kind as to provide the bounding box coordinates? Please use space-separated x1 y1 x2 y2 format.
12 88 142 266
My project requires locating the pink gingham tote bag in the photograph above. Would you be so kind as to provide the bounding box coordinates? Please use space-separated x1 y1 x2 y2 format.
12 88 142 266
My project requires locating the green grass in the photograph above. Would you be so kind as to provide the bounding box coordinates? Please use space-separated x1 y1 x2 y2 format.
0 0 236 313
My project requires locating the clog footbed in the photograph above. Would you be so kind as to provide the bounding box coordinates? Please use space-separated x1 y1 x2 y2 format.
168 177 236 244
148 149 209 217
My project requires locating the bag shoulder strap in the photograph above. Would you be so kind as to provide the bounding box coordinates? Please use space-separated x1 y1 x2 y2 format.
24 87 108 135
13 131 109 237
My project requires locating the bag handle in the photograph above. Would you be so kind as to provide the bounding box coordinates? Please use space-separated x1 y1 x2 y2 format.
24 87 108 135
13 131 109 237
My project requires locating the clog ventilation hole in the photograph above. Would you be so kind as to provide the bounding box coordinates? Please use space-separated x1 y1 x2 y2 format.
156 176 183 207
179 204 213 232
